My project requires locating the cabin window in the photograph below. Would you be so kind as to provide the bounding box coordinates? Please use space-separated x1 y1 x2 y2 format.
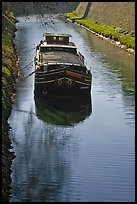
40 47 52 52
58 37 64 41
40 47 46 52
53 37 57 41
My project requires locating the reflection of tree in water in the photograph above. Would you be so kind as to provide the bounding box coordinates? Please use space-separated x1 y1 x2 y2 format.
10 111 78 201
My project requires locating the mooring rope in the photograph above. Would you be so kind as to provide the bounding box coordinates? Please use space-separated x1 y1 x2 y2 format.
21 46 37 53
13 108 36 115
21 59 34 70
19 70 36 80
18 59 36 80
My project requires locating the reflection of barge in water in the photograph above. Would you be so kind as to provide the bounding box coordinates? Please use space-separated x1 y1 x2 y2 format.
34 33 92 98
34 96 92 126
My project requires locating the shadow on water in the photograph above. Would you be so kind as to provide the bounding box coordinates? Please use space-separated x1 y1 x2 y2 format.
34 95 92 126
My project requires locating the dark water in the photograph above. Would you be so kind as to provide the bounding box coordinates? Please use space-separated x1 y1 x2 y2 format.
8 15 135 202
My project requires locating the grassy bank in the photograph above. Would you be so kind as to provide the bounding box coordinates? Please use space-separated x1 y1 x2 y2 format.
2 2 19 202
65 12 135 51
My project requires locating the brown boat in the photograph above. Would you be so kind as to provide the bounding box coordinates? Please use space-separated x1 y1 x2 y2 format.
34 33 92 98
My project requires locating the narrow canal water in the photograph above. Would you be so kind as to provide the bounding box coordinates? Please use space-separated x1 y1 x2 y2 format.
8 15 135 202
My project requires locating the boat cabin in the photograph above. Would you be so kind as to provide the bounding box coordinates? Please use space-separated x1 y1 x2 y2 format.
43 33 72 45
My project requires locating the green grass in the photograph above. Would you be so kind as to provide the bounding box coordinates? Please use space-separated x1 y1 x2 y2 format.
2 66 12 77
65 13 135 49
2 10 17 118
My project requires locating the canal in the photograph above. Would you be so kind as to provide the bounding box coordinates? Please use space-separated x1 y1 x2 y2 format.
8 15 135 202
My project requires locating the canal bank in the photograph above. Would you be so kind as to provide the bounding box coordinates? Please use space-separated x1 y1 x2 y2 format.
65 2 135 55
2 2 19 201
66 18 135 55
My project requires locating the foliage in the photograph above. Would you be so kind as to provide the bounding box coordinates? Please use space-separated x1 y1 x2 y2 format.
65 13 135 49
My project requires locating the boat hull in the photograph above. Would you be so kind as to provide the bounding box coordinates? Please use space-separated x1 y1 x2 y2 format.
34 69 92 98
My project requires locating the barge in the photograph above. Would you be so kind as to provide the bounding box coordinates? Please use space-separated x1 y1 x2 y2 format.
34 33 92 98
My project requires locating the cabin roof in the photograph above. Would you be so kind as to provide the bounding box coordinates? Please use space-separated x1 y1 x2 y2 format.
40 43 76 48
43 33 72 38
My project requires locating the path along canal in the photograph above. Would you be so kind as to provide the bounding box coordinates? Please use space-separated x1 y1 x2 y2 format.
8 15 135 202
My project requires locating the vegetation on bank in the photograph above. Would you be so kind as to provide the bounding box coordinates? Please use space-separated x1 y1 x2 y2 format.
2 9 18 113
65 12 135 50
2 3 18 202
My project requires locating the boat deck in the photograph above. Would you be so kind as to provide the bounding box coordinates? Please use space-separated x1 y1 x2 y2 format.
40 51 83 65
